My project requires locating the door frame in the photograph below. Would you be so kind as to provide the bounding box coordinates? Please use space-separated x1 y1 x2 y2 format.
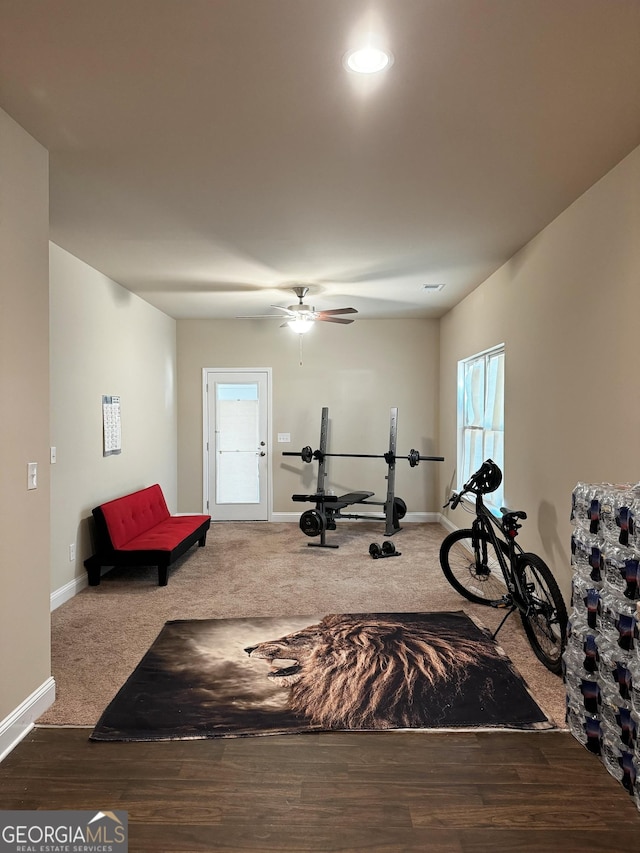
201 367 273 520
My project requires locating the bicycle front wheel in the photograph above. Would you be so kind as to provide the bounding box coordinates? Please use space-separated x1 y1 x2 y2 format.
439 527 509 605
517 553 568 675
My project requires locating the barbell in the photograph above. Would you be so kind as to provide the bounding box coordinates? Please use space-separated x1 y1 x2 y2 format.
283 446 444 468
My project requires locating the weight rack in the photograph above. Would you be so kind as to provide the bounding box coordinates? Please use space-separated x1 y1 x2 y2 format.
283 407 444 547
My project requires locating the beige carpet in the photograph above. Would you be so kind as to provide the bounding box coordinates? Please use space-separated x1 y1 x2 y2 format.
40 521 567 728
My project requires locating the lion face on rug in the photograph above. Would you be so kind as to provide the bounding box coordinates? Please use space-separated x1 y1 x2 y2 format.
244 613 501 729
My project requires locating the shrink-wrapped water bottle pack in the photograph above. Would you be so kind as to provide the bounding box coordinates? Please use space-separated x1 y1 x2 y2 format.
566 482 640 809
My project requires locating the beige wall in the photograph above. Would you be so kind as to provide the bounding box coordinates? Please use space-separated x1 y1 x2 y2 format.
49 244 178 594
439 144 640 601
177 319 440 517
0 109 51 722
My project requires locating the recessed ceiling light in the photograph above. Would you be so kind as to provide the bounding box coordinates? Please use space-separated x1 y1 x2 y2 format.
422 284 446 292
344 46 393 74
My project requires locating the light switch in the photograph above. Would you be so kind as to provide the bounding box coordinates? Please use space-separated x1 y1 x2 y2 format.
27 462 38 490
50 446 57 464
278 433 291 443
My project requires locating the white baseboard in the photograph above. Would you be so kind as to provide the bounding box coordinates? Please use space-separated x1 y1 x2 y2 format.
270 512 302 522
51 573 88 611
0 677 56 763
437 512 459 534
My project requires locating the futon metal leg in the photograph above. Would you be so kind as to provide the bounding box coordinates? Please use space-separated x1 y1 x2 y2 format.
86 560 102 586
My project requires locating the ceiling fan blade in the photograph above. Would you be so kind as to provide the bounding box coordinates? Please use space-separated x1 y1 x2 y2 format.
236 305 299 319
270 305 297 314
235 314 290 319
318 316 355 324
316 307 358 317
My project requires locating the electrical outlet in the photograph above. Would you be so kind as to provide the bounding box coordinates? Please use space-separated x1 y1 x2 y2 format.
69 544 76 562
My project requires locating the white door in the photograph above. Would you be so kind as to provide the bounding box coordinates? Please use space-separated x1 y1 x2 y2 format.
204 369 270 521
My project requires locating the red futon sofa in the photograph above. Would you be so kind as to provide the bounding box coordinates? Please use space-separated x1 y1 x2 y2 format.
84 484 211 587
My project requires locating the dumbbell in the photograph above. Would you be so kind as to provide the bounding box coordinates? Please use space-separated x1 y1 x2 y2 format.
368 541 400 559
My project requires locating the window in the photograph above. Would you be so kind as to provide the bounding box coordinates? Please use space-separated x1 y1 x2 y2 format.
457 345 505 511
215 382 260 504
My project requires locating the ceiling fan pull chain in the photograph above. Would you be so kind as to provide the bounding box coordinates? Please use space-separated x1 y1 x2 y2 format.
299 334 304 366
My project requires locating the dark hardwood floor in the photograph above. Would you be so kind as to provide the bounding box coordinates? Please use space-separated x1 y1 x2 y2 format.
0 727 638 851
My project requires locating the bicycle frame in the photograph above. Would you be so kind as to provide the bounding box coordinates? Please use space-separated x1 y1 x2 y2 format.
464 492 535 635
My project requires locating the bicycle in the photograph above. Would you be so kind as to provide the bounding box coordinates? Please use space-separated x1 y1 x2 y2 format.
440 459 568 675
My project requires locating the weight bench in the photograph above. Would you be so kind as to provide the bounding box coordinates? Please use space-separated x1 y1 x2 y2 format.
293 490 380 548
327 491 374 511
292 491 374 510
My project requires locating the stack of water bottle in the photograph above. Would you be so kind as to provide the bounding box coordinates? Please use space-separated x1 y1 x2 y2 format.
566 481 640 809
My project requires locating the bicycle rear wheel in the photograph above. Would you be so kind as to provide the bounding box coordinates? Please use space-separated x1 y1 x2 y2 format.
439 527 509 605
517 553 567 675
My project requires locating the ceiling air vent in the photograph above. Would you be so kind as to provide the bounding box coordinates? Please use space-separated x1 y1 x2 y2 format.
422 284 446 292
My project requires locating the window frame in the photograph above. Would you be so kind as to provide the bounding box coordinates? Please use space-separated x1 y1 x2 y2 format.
456 344 505 514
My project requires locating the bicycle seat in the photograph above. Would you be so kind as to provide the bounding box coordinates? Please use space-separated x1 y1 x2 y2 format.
500 507 527 521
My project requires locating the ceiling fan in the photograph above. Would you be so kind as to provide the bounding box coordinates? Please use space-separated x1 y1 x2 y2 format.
237 286 357 333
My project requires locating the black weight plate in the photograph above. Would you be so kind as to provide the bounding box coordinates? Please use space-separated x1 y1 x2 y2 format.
394 497 407 520
407 449 421 467
299 509 324 537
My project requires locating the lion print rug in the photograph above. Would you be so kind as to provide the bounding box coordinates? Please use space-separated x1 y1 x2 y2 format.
90 611 555 741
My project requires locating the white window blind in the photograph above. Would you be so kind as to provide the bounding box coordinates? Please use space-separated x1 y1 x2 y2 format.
458 345 505 511
215 383 260 504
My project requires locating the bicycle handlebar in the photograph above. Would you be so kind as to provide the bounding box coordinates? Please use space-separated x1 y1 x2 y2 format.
443 490 465 510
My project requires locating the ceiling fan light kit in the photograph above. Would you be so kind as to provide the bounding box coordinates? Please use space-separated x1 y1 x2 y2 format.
287 316 314 334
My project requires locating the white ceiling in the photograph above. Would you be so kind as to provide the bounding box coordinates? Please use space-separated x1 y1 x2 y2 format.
1 0 639 320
